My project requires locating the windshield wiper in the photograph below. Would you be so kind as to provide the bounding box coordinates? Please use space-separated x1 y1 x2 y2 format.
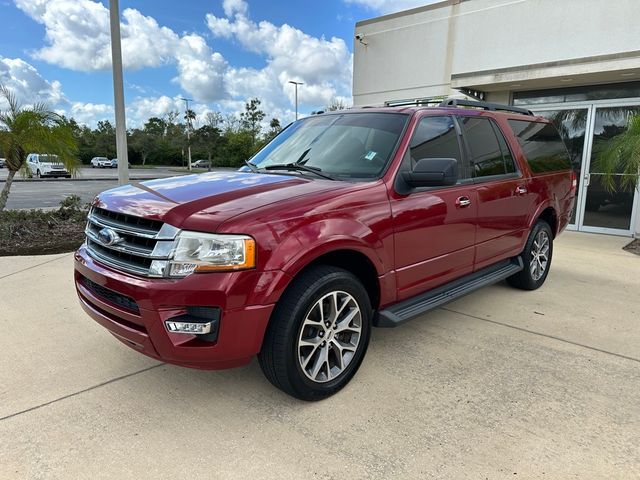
263 163 336 181
244 159 259 173
263 163 337 180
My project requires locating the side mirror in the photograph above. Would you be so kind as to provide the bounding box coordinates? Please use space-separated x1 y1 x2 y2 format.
402 158 458 188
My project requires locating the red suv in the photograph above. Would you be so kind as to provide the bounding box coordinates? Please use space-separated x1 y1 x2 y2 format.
74 99 576 400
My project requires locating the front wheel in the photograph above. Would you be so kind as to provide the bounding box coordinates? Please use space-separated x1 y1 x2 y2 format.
258 265 372 401
36 169 41 178
507 219 553 290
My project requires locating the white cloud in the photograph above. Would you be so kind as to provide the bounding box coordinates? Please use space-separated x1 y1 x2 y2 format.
70 101 114 125
345 0 439 14
174 34 228 103
12 0 233 104
222 0 248 17
0 55 66 106
9 0 353 126
14 0 179 71
206 0 353 112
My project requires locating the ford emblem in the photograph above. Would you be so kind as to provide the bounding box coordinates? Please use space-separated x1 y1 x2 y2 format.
98 228 122 246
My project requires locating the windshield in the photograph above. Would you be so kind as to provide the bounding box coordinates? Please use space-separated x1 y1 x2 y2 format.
249 113 408 179
40 154 59 163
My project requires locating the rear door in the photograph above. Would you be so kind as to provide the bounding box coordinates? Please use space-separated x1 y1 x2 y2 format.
390 114 477 301
458 115 536 270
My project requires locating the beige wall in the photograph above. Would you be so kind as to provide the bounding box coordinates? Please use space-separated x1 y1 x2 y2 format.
353 0 640 106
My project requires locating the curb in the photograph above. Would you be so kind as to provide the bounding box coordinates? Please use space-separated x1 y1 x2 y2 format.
5 176 181 183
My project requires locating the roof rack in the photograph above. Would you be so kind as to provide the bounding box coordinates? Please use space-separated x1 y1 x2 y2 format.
384 97 445 107
438 98 534 116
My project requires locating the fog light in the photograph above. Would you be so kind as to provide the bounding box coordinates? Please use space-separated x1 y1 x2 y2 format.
165 320 213 334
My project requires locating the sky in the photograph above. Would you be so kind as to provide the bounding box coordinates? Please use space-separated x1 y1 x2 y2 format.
0 0 436 129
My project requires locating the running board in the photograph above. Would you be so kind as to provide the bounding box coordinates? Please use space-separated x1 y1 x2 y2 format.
375 257 523 327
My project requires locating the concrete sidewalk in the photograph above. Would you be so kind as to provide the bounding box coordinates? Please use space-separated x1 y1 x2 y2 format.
0 232 638 479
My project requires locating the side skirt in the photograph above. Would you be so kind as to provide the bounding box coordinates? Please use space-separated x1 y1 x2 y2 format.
374 257 523 327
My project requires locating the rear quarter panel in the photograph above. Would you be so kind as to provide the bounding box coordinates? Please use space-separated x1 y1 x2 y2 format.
495 115 575 240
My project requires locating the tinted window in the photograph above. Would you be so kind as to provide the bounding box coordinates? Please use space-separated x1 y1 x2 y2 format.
461 117 514 178
508 120 571 173
250 113 408 179
409 116 465 176
491 122 517 174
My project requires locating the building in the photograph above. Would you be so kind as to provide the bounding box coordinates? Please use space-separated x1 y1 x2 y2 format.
353 0 640 237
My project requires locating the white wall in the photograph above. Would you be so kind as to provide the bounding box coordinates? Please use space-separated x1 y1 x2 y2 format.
353 0 640 106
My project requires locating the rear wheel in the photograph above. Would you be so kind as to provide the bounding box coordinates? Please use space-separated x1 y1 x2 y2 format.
258 265 372 401
507 219 553 290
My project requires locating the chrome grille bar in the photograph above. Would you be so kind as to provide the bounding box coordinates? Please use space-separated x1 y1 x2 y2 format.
85 207 179 277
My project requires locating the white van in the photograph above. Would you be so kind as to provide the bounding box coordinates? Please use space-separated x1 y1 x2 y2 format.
26 154 71 178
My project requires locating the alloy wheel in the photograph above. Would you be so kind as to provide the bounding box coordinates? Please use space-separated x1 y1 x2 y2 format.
530 230 550 281
297 290 362 383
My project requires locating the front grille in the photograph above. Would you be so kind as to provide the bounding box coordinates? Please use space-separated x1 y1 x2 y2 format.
81 276 140 313
85 206 179 277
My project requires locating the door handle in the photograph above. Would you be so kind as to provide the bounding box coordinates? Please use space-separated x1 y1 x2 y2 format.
515 185 527 195
584 173 590 187
456 196 471 208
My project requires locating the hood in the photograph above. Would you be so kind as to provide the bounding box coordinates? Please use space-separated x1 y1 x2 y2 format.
93 171 344 230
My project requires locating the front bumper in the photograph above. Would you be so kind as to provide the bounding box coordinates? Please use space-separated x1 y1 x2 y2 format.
74 245 288 369
43 169 69 177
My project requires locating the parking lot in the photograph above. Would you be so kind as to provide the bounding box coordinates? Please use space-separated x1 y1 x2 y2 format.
0 167 226 209
1 231 638 479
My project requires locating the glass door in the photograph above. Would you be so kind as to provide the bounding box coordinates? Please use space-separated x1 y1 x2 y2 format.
533 106 591 228
580 104 640 235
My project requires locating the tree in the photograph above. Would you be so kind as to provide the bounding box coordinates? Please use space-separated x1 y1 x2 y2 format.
325 98 350 112
193 125 222 168
184 109 196 128
596 114 640 193
240 98 266 144
129 128 156 165
0 85 77 211
94 120 116 158
205 111 223 129
266 118 282 141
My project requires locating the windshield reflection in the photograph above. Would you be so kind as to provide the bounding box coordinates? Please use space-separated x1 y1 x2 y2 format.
249 113 408 179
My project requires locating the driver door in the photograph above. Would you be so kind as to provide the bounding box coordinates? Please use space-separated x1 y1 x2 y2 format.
389 115 477 301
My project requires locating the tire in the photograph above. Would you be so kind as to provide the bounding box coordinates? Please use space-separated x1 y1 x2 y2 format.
36 169 41 179
507 219 553 290
258 265 372 401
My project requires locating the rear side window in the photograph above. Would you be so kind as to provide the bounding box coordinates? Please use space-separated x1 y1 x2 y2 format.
460 117 517 178
508 120 571 173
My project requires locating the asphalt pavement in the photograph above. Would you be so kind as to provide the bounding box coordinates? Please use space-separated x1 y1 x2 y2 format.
0 166 180 182
0 167 233 209
0 231 639 479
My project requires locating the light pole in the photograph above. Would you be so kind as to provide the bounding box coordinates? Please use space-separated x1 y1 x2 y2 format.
180 97 193 171
108 0 129 185
288 81 303 120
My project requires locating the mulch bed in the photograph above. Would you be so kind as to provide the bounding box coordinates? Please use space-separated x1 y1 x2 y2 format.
0 206 87 256
623 239 640 256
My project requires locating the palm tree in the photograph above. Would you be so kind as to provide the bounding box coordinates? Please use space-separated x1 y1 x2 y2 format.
0 85 78 211
596 114 640 192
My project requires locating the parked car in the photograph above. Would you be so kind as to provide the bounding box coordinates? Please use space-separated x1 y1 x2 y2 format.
0 158 5 168
110 158 130 168
192 159 210 168
90 157 113 168
74 99 576 400
26 153 71 178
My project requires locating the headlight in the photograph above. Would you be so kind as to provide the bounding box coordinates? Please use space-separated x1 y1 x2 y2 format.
152 232 256 278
